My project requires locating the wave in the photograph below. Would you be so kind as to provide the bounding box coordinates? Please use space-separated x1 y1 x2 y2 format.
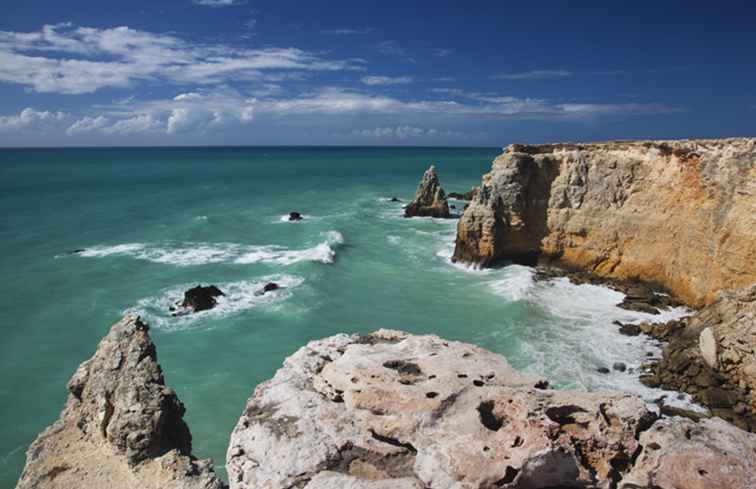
74 231 344 267
485 264 697 410
128 274 305 330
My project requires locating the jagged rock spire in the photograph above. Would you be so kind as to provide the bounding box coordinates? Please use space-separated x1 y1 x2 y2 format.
404 165 451 218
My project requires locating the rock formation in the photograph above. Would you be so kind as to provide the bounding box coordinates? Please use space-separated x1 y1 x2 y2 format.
404 165 451 218
453 139 756 307
15 315 224 489
289 212 303 221
226 329 756 489
640 284 756 431
179 285 225 313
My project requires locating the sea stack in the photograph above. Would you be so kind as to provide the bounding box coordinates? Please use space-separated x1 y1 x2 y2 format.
404 165 451 218
15 315 224 489
226 329 756 489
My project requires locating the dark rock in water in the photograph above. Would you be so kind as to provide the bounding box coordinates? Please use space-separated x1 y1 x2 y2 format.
389 197 401 202
255 282 280 296
613 362 627 372
404 165 451 218
597 367 610 374
289 212 303 221
69 248 86 255
450 204 456 209
618 322 642 336
180 285 224 312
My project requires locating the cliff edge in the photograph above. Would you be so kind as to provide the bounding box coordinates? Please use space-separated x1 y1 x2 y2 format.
15 315 225 489
452 138 756 307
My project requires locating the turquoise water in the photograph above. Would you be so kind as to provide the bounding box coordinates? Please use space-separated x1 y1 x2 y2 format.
0 147 690 485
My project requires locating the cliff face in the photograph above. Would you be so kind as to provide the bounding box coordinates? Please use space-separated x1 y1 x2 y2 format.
227 329 756 489
15 315 224 489
453 138 756 307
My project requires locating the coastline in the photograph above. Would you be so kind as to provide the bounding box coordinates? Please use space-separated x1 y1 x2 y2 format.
11 138 756 488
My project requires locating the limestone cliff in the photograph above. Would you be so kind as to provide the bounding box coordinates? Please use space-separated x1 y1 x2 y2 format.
453 138 756 307
404 165 451 218
227 329 756 489
15 315 225 489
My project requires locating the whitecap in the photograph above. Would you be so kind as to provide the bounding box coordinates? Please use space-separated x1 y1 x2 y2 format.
128 274 305 330
487 266 696 409
386 235 401 245
76 231 344 267
77 243 146 257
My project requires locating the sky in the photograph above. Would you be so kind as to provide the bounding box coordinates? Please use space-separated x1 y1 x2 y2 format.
0 0 755 147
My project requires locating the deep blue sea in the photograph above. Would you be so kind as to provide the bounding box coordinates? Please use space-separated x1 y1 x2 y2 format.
0 147 691 485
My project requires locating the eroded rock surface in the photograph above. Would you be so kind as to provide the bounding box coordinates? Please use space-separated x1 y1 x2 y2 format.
227 329 756 489
16 315 224 489
453 139 756 307
404 165 451 218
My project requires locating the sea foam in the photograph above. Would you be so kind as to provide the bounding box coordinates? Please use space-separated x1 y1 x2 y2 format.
129 274 305 330
76 231 344 267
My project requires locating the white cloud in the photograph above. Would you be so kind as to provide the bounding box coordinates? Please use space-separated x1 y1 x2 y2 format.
433 49 452 57
0 108 66 131
66 115 109 135
193 0 247 6
361 75 413 86
0 23 362 94
320 28 374 35
102 114 161 135
492 69 572 80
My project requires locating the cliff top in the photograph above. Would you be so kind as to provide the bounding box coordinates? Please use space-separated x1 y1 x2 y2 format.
505 137 756 157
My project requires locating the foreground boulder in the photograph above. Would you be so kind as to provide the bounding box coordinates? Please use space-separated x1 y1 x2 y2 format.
227 329 756 489
453 139 756 307
404 165 451 218
180 285 224 313
16 315 224 489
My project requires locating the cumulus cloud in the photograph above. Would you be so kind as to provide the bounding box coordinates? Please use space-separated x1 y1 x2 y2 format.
0 23 362 94
349 125 463 140
361 75 413 86
492 69 573 80
66 115 109 135
433 49 452 57
0 108 66 131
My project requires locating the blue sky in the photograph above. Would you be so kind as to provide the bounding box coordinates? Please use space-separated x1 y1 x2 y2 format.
1 0 754 146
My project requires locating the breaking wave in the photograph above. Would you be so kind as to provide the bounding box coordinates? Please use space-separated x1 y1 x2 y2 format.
74 231 344 267
128 274 305 330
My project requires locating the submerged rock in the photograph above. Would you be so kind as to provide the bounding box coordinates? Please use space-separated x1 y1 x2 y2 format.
404 165 451 218
389 197 401 202
227 329 756 489
15 315 224 489
289 212 303 221
180 284 224 313
254 282 279 296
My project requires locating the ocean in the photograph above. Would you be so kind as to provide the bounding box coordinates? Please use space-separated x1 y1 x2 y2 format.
0 146 692 485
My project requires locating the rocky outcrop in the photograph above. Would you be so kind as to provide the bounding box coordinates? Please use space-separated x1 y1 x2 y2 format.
640 285 756 431
179 285 225 313
226 329 756 489
15 315 224 489
453 139 756 307
620 417 756 489
404 165 451 218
